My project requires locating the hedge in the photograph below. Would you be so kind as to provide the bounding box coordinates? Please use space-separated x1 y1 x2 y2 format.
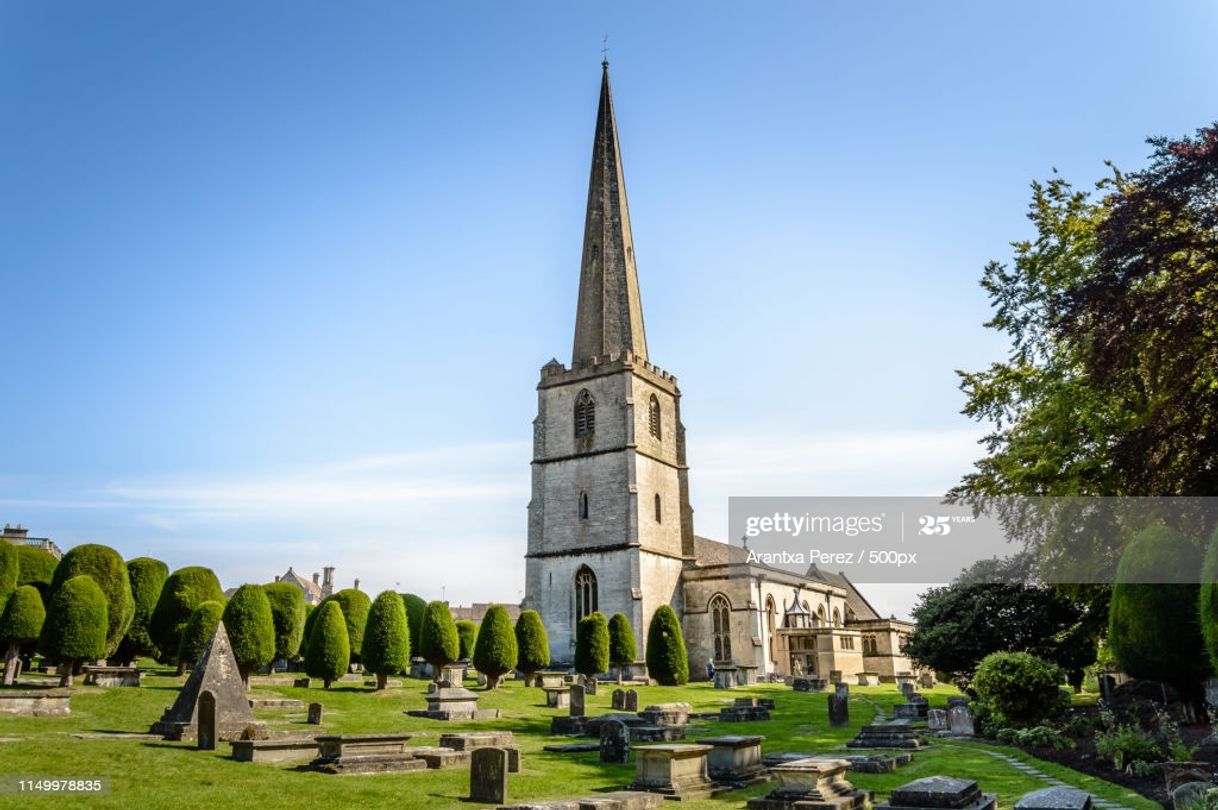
317 589 371 663
608 612 636 681
1 585 45 685
400 593 427 653
16 546 57 593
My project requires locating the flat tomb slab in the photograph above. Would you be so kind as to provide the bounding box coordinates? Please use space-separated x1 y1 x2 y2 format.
405 745 470 769
309 754 428 775
498 792 664 810
248 698 306 709
1014 787 1094 810
877 776 997 810
82 666 142 687
0 691 71 716
627 744 727 800
315 733 413 759
230 738 319 763
747 757 871 810
696 735 768 783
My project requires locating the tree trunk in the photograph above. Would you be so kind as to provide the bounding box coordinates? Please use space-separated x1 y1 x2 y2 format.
486 674 500 690
376 672 387 690
616 664 623 685
324 678 332 689
59 659 74 687
240 670 250 689
3 642 21 686
176 659 186 677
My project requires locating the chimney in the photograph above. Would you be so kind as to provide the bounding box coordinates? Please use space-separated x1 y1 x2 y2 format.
354 578 360 591
3 524 28 539
274 575 281 583
312 572 320 585
323 567 334 589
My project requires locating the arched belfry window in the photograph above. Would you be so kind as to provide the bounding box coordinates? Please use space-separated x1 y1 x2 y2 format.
710 594 732 663
832 607 842 627
648 395 661 440
574 389 596 439
575 566 598 622
654 493 662 523
579 491 589 521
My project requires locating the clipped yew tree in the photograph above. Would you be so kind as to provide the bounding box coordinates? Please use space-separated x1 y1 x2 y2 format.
456 620 479 661
263 582 307 667
319 589 371 664
400 593 427 653
1111 524 1210 714
362 590 410 689
646 604 689 685
177 601 224 668
39 575 108 686
115 557 169 665
419 600 459 679
306 600 350 689
50 543 133 659
0 542 16 607
608 612 636 683
515 609 550 681
473 605 517 689
222 584 275 686
575 611 609 679
150 566 224 674
16 546 57 594
2 585 45 685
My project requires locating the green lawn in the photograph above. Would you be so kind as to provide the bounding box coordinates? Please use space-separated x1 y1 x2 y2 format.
0 670 1154 810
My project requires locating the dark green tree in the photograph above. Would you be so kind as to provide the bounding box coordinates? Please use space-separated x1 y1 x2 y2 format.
418 600 459 680
514 609 550 681
262 582 307 667
150 566 224 674
973 651 1066 727
15 546 57 595
456 620 479 661
0 542 16 609
1 585 45 685
608 612 636 684
50 543 133 659
574 611 609 679
305 600 349 689
115 557 168 665
399 593 427 654
177 601 223 669
1110 524 1210 714
315 589 371 664
361 590 410 689
222 585 275 686
646 605 689 686
39 575 108 686
472 605 517 690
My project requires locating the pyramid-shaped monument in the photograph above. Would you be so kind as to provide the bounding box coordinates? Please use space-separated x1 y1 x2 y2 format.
150 620 266 741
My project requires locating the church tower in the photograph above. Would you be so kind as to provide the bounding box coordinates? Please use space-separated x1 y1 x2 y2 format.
524 62 695 665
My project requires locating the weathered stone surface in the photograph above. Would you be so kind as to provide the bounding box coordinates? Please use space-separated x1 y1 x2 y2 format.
545 687 571 709
230 738 319 763
612 689 626 710
600 718 630 764
763 752 914 774
497 791 663 810
946 697 969 710
857 672 880 686
734 697 776 710
308 733 426 775
82 666 142 687
747 757 871 810
439 731 520 772
879 776 996 810
316 733 412 759
471 746 509 804
627 744 720 799
1014 787 1094 810
248 698 305 709
1172 781 1214 810
696 735 766 783
293 677 310 688
927 709 948 731
406 683 500 721
0 690 70 717
638 702 691 725
579 675 598 695
829 694 849 727
947 706 974 737
713 667 737 689
624 690 638 712
835 683 850 697
570 684 586 717
847 723 922 749
307 702 323 725
720 705 771 722
406 745 470 769
544 742 601 753
537 671 567 689
793 677 827 692
1163 763 1214 794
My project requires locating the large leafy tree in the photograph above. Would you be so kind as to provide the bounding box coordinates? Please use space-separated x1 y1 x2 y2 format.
1 586 45 685
362 590 410 690
222 585 276 686
305 600 349 689
472 605 517 690
262 582 307 666
608 612 636 684
15 546 57 595
49 544 133 658
150 566 224 674
514 609 550 681
115 557 168 665
645 605 689 686
574 611 609 679
177 601 224 667
39 575 108 686
399 593 427 654
316 589 371 664
418 600 459 679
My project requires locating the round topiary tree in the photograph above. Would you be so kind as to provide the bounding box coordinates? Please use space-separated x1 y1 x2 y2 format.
362 590 410 689
972 651 1065 727
456 620 479 661
50 544 133 659
222 584 275 686
400 593 427 655
608 612 636 684
646 604 689 686
305 600 349 689
177 601 224 669
39 575 108 686
1112 524 1211 715
472 605 517 690
150 566 224 674
0 542 17 609
419 600 459 680
262 582 307 668
2 585 45 685
317 589 371 664
115 557 169 665
515 609 550 682
575 611 609 680
16 546 57 595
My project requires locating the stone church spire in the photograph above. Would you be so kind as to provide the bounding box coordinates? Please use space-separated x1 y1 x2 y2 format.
572 61 649 366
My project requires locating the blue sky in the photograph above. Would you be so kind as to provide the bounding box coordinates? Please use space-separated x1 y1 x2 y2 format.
3 2 1216 617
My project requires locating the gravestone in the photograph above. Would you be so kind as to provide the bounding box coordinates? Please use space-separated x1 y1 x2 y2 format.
918 673 935 689
197 691 216 750
847 722 922 749
470 746 508 804
857 672 880 686
876 776 996 810
627 744 719 800
829 693 849 727
899 681 916 698
927 709 947 731
713 666 737 689
1014 787 1093 810
544 687 570 709
307 702 323 725
947 696 969 710
613 689 626 710
747 756 870 810
948 705 974 736
697 735 767 784
570 684 586 717
624 690 639 712
600 718 630 764
1100 675 1117 704
836 683 850 697
293 677 310 688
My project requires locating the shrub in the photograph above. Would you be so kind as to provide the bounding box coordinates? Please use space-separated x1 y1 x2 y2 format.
400 593 427 653
1199 525 1218 673
150 566 224 673
262 582 307 664
575 611 609 678
317 589 371 663
1 586 46 685
972 651 1066 727
608 612 636 683
115 557 169 665
514 609 550 680
472 605 517 689
0 542 16 608
1094 713 1163 771
222 585 276 684
177 601 224 668
50 544 133 658
646 604 689 685
305 600 349 688
994 725 1073 750
418 600 459 677
456 620 479 661
39 575 108 686
15 546 57 593
362 591 410 689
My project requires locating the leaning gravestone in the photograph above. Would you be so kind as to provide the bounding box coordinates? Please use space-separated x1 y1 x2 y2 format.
151 621 266 742
828 693 849 727
927 709 948 731
600 718 630 764
570 683 586 717
948 705 975 736
470 746 508 804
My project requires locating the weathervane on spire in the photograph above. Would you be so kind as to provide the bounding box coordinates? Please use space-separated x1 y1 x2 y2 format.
601 35 609 67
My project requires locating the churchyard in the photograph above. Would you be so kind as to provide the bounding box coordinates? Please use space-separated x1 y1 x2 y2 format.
0 669 1154 810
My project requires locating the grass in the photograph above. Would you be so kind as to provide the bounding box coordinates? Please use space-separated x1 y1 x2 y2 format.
0 668 1156 810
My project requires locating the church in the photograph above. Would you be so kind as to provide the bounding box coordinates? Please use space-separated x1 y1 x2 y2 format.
522 62 918 684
